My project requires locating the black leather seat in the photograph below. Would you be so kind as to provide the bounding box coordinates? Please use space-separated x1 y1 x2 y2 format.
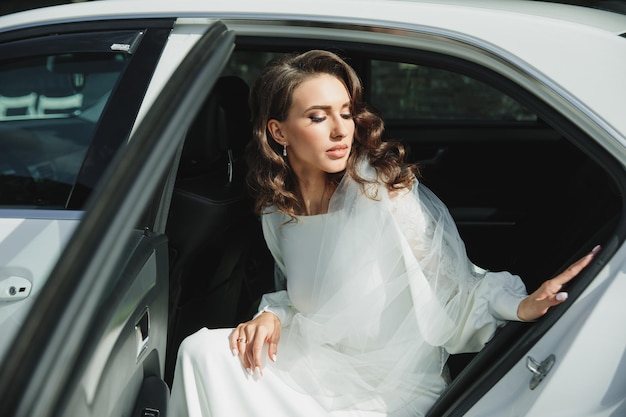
165 76 259 383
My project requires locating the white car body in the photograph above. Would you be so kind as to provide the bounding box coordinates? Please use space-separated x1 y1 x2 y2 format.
0 1 625 416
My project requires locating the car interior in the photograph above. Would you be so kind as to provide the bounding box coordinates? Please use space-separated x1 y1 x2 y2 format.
163 36 623 393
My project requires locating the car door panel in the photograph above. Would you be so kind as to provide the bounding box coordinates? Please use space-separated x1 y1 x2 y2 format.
0 19 235 417
132 376 170 417
463 257 626 417
0 21 173 364
0 215 79 359
64 231 169 416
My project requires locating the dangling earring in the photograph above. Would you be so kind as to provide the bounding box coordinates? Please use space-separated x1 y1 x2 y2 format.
283 143 287 157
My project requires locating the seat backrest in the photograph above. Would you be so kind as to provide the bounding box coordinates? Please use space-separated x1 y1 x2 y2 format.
166 76 252 272
166 75 253 294
165 75 257 383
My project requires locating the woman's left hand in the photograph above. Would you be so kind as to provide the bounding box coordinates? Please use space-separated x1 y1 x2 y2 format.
517 245 601 322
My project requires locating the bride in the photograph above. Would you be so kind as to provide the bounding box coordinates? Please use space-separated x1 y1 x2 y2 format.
169 50 598 416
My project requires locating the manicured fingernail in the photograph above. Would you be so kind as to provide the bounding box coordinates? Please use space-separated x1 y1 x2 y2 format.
246 368 253 375
271 354 277 363
232 348 238 356
591 245 601 254
255 366 262 378
556 292 568 301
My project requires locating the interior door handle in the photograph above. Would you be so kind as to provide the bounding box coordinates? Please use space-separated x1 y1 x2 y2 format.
135 307 150 359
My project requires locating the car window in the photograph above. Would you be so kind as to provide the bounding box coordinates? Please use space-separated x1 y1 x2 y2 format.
221 50 282 87
0 52 129 208
223 51 536 123
369 60 537 122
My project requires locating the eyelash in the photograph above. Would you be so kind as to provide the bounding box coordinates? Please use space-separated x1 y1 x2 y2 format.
309 114 353 123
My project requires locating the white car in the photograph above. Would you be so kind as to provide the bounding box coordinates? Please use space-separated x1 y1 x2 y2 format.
0 1 625 416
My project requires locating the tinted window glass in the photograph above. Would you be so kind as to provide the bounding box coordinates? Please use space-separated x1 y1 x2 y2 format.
370 60 536 121
223 52 537 123
221 51 281 87
0 52 128 208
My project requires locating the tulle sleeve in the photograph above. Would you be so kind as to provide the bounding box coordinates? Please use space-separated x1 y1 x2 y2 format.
256 212 296 326
442 271 527 353
389 181 528 354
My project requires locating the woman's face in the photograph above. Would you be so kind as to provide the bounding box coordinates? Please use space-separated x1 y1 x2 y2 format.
268 74 355 181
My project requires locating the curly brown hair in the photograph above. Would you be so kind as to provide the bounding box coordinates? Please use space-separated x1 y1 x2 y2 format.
245 50 418 218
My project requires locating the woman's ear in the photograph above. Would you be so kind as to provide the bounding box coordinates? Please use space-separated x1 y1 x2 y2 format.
267 119 286 145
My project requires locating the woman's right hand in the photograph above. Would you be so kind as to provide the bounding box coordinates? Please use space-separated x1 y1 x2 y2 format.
229 311 282 377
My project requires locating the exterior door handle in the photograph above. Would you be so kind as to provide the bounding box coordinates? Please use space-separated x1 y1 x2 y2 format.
0 276 32 301
526 354 555 390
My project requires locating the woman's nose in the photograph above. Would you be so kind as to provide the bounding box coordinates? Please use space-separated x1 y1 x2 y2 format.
331 114 349 138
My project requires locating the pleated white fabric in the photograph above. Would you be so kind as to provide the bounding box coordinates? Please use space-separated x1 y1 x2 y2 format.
170 160 528 416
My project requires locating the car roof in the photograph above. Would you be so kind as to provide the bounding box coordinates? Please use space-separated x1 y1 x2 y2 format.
2 0 626 143
2 0 625 34
395 0 626 33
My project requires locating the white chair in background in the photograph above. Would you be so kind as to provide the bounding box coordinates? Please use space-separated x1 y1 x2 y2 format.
37 93 83 116
0 93 38 119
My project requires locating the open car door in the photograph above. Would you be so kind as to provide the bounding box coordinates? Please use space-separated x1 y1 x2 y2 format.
0 20 234 417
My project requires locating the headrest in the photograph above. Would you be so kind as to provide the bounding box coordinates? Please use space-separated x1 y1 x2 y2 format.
212 76 251 156
179 76 251 177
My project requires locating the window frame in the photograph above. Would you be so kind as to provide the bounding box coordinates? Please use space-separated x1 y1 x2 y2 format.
0 19 175 211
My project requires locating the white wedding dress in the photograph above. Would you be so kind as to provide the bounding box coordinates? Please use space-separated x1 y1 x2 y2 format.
170 161 528 417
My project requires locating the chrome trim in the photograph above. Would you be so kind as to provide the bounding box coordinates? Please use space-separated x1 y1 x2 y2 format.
526 354 556 390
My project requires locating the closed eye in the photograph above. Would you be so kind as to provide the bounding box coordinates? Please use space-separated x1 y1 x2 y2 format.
309 116 326 123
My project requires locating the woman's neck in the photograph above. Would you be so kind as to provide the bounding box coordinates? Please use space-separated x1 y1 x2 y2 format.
297 175 334 216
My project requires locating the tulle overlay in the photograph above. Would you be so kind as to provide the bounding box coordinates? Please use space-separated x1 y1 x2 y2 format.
171 160 527 416
260 161 526 413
